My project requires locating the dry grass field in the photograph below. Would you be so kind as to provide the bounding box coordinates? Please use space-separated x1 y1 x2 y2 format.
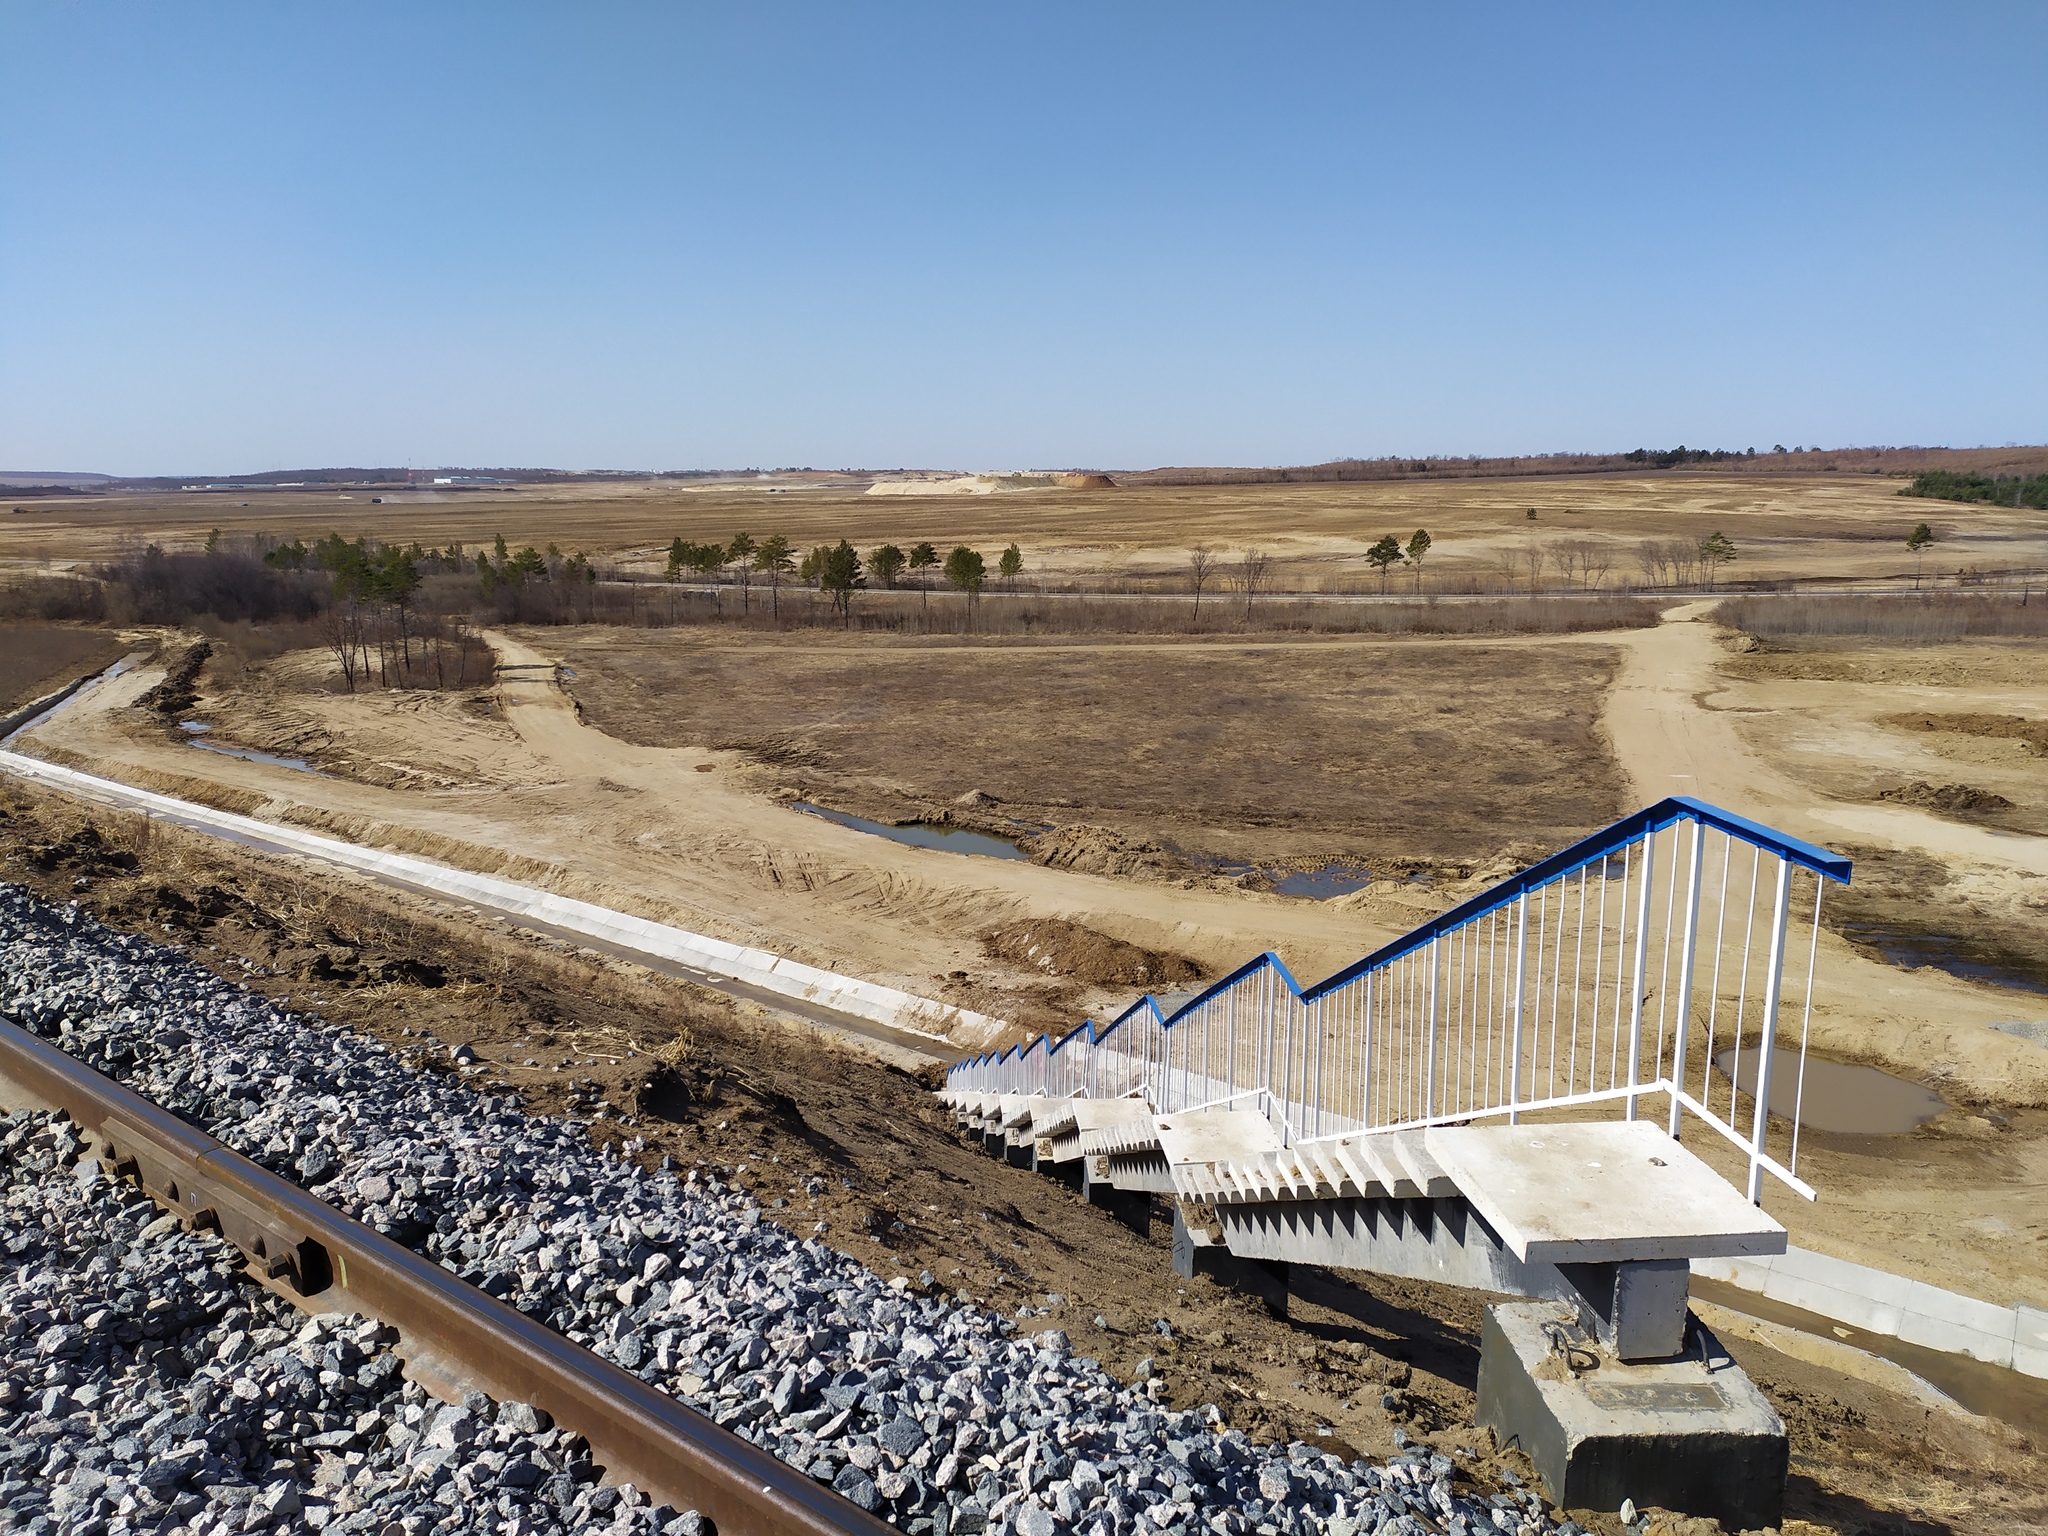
547 627 1627 868
0 621 125 710
7 466 2047 596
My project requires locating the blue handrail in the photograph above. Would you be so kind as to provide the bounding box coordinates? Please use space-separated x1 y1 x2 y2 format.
947 797 1851 1082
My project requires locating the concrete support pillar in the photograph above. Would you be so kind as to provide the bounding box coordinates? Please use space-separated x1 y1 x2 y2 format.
1477 1302 1786 1526
1556 1258 1691 1361
1171 1205 1289 1317
1082 1159 1151 1235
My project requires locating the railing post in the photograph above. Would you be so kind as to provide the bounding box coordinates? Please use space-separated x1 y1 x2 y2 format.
1423 937 1441 1120
1227 990 1237 1102
1746 856 1793 1205
1508 892 1529 1125
1625 830 1657 1121
1361 973 1375 1128
1667 819 1706 1139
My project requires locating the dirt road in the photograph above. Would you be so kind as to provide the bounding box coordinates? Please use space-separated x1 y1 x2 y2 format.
1608 602 2048 875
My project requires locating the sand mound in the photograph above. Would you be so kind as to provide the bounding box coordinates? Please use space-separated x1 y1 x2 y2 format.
865 471 1116 497
1019 823 1184 881
982 918 1203 990
1877 781 2016 814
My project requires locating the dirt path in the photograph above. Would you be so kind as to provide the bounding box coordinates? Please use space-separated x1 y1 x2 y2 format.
15 636 1412 1039
1606 601 2048 875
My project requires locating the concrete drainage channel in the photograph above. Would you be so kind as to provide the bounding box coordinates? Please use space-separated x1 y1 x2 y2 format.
0 750 1000 1066
0 882 1584 1536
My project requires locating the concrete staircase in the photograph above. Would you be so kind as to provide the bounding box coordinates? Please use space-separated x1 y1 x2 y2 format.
944 1088 1783 1358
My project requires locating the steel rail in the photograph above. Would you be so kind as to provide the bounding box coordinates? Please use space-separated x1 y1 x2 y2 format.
0 1015 898 1536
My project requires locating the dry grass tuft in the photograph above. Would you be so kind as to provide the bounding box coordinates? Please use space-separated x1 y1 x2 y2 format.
1715 593 2048 643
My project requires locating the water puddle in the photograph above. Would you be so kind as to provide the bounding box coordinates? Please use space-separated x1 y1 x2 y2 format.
1196 856 1373 900
1841 921 2048 996
1271 865 1373 900
1713 1046 1946 1134
178 721 212 733
189 741 327 776
793 802 1030 860
1 654 141 746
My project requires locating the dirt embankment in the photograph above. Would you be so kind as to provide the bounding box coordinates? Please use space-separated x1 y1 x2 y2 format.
133 639 211 716
1877 782 2016 814
0 622 129 712
9 779 2048 1529
1883 711 2048 757
5 782 2046 1530
981 917 1205 992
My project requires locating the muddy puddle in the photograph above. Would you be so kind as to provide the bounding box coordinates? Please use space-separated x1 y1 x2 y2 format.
793 802 1031 860
1841 920 2048 995
188 740 327 776
1271 865 1373 899
1714 1045 1946 1134
1195 855 1373 900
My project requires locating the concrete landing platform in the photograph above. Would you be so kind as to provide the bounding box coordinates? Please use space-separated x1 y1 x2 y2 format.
1426 1121 1786 1264
1478 1301 1786 1527
1155 1109 1283 1168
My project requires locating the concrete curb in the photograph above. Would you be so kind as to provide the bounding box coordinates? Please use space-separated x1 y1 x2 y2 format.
1693 1245 2048 1379
0 749 1009 1050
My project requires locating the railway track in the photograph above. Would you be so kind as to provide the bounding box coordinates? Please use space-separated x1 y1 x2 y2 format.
0 880 1569 1536
0 1010 895 1536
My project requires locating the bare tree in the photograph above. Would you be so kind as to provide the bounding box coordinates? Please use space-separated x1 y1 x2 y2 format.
1668 538 1701 589
1584 543 1614 591
1635 539 1666 589
1188 545 1215 619
1552 543 1585 592
320 599 365 693
1236 547 1271 619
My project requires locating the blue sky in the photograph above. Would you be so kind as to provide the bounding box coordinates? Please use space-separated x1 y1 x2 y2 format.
3 4 2043 474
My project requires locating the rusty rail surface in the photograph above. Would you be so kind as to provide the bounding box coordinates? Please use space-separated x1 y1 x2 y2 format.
0 1016 897 1536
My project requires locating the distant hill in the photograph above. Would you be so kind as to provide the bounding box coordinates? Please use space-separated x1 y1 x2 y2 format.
1118 444 2048 486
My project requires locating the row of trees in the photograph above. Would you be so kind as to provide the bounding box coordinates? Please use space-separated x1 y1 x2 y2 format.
662 533 1024 624
1902 471 2048 510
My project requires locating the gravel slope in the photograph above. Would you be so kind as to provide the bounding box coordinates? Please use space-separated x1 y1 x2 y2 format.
0 885 1568 1536
1 1105 684 1536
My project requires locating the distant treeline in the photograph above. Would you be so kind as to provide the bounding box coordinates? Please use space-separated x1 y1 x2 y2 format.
1126 446 1764 485
1901 471 2048 510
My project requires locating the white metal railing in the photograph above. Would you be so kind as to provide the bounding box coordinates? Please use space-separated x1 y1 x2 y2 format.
947 798 1852 1204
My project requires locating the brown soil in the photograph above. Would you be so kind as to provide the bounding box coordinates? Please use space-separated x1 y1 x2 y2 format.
551 628 1628 868
6 780 2045 1529
981 917 1206 991
1882 712 2048 758
1821 841 2048 1003
0 622 126 710
1017 824 1191 882
1877 782 2018 814
133 639 212 716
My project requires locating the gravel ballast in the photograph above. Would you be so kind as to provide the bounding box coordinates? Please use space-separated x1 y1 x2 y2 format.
1 1105 684 1536
0 884 1569 1536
